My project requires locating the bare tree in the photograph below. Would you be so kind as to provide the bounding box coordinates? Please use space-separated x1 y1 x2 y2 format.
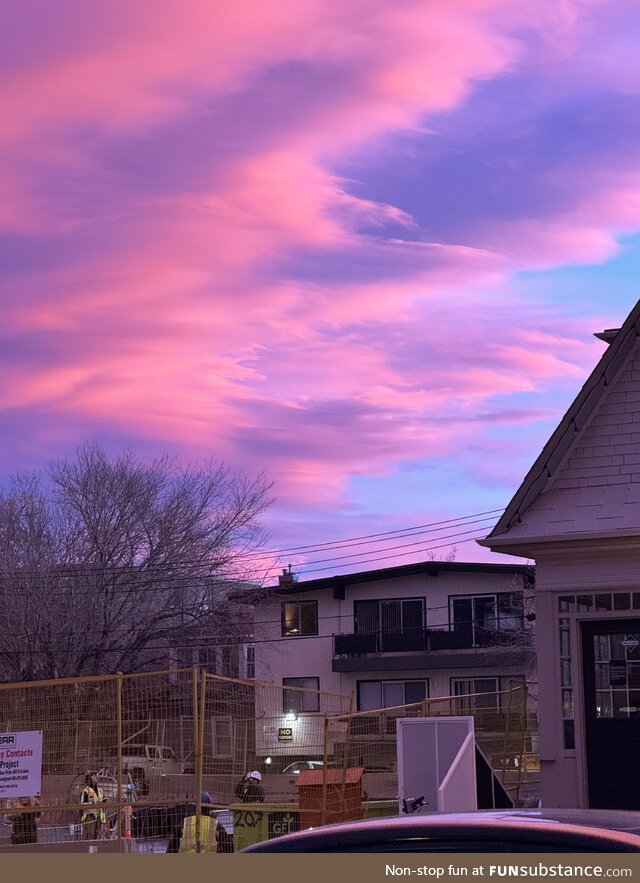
426 545 457 562
0 445 273 680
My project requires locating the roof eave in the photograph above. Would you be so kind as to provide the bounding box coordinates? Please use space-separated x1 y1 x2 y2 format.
480 526 640 558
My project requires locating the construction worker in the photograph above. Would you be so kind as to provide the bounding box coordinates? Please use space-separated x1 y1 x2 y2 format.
235 770 265 803
166 792 232 853
80 774 105 840
7 796 40 845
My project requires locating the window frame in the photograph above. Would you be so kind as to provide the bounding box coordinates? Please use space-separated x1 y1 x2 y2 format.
354 597 426 634
220 644 240 679
245 643 256 680
356 678 429 712
281 599 319 637
450 675 524 713
282 676 320 714
449 591 524 646
209 716 234 758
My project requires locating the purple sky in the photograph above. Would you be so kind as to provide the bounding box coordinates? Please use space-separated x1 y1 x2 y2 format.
2 0 640 580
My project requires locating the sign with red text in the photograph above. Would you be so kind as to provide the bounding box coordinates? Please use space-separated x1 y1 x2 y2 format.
0 731 43 798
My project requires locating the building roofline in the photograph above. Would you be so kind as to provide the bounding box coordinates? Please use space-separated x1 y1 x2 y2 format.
269 559 533 595
478 526 640 555
483 299 640 547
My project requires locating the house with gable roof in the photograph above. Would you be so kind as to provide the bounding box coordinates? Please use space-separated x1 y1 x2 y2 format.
480 299 640 809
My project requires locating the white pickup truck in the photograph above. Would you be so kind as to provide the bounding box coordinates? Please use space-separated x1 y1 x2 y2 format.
118 743 184 777
99 744 184 797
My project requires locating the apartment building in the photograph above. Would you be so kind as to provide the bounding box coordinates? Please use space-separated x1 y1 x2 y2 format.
252 559 535 766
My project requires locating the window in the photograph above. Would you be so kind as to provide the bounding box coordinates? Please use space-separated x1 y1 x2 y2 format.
246 644 255 680
174 646 196 668
452 676 523 713
357 679 428 711
354 598 425 651
450 592 523 646
196 646 217 673
220 645 239 679
355 598 425 633
452 677 499 713
283 676 320 713
209 717 233 758
556 592 640 749
282 600 318 636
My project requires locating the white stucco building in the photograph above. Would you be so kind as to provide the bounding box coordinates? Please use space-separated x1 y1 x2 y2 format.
480 299 640 809
253 560 535 767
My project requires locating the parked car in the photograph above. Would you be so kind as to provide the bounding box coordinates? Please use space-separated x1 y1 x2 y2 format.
280 760 394 775
281 760 325 776
242 809 640 853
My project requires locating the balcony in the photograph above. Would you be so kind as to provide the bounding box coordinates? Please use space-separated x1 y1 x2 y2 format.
333 629 427 657
332 624 532 672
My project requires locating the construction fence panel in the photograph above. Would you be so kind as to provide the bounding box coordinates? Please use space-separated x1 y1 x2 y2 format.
0 672 539 852
0 669 354 851
326 681 539 812
200 672 352 805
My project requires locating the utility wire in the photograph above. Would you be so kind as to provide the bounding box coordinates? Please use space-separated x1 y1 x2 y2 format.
0 519 500 587
0 509 505 578
247 509 505 556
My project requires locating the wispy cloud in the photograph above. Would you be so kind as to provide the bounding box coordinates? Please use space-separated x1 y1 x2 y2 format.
1 0 638 558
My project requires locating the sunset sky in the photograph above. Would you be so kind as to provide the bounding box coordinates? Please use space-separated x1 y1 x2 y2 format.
2 1 640 580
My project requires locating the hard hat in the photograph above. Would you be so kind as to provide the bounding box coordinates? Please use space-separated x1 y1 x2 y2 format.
249 770 262 781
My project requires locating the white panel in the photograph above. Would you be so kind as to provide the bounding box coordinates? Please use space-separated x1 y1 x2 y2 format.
437 732 477 812
396 717 476 815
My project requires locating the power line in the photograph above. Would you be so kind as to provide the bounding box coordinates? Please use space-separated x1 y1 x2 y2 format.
0 537 524 615
246 509 505 556
281 524 497 569
0 529 500 595
0 508 505 580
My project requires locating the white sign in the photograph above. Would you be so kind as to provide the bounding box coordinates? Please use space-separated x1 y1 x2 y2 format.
623 636 640 653
0 731 43 798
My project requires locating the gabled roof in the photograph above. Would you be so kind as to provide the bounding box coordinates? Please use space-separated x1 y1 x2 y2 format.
479 299 640 552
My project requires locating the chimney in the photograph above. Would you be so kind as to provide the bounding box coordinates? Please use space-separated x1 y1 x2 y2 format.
278 565 298 587
594 327 620 344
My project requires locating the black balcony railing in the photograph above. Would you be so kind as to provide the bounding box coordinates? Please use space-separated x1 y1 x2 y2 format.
379 627 426 652
332 629 427 656
332 622 528 657
333 632 378 655
427 629 471 651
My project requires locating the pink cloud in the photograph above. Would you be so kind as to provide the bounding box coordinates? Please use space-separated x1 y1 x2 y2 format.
1 0 640 535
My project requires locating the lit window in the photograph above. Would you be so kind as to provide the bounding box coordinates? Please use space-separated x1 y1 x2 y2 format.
281 600 318 636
